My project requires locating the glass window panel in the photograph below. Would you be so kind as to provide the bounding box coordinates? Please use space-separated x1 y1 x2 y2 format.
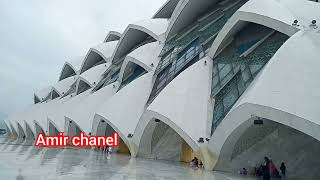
233 63 240 73
169 63 176 73
218 63 226 70
237 77 246 95
241 67 251 82
212 64 218 76
213 102 224 124
212 75 220 87
156 79 167 91
222 86 239 111
176 56 185 69
249 64 262 75
158 70 168 81
185 50 194 61
219 64 232 80
220 71 234 86
212 85 221 96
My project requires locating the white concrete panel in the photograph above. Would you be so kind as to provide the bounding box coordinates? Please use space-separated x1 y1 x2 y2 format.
34 86 52 102
80 41 117 74
153 0 180 19
141 57 212 150
111 19 169 63
127 42 163 70
132 19 169 38
95 72 154 148
166 0 219 40
91 41 118 62
68 56 85 73
79 63 111 87
64 82 117 134
104 31 121 43
53 76 78 96
46 90 92 133
118 42 163 83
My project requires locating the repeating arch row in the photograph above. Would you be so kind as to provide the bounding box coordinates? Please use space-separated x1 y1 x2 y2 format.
3 1 320 178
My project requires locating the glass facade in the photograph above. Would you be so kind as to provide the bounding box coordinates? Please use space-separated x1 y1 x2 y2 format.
148 0 249 103
92 65 121 92
119 65 147 90
210 23 289 134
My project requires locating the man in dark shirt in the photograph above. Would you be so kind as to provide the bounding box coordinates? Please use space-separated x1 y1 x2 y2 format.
280 162 286 180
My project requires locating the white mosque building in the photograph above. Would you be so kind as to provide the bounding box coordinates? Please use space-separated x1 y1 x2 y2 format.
3 0 320 179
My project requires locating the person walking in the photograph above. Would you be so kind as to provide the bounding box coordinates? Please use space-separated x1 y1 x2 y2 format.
262 157 271 180
280 162 286 180
268 159 277 176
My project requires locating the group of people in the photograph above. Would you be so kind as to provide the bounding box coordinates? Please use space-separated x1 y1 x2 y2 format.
190 157 204 168
96 146 112 153
240 157 286 180
255 157 286 180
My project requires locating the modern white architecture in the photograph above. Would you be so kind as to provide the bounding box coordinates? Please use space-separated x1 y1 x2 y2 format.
4 0 320 179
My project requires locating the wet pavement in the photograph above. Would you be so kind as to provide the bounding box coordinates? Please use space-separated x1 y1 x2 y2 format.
0 137 256 180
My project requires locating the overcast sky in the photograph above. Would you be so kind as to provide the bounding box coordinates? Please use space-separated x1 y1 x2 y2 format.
0 0 166 127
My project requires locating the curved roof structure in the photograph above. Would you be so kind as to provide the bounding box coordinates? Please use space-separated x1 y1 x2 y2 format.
208 29 320 169
24 120 35 141
53 76 78 97
166 0 219 40
118 42 162 83
111 19 169 64
77 63 111 94
59 56 85 81
3 120 13 136
64 82 117 134
80 41 118 74
208 0 305 58
95 72 154 154
104 31 121 43
46 90 92 134
134 57 212 152
153 0 180 19
34 86 52 102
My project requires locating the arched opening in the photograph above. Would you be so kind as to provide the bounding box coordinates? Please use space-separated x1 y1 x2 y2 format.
9 123 18 140
81 51 106 74
119 62 147 89
153 0 180 19
34 121 45 136
17 123 26 143
25 122 35 142
95 119 131 154
104 31 121 43
48 121 59 136
138 119 202 163
59 63 76 81
76 80 91 95
3 122 11 138
66 119 83 146
52 89 60 100
112 28 157 64
34 95 41 104
215 117 320 180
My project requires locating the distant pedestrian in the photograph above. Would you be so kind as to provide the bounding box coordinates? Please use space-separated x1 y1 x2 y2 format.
269 159 277 176
240 168 247 175
16 169 24 180
262 157 270 180
280 162 286 180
